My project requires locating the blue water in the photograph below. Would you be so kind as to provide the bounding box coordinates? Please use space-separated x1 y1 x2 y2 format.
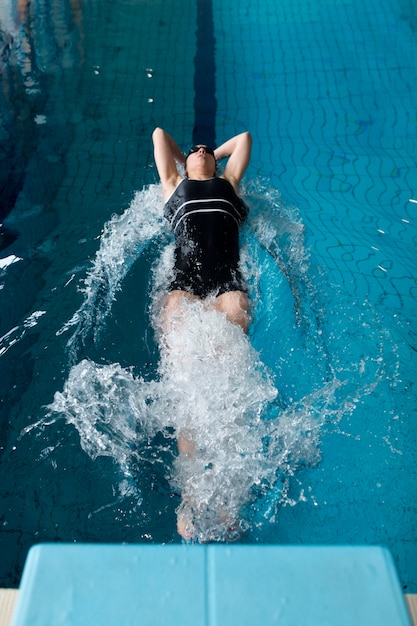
1 0 416 590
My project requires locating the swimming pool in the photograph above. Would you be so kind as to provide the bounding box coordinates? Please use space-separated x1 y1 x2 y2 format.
0 0 416 590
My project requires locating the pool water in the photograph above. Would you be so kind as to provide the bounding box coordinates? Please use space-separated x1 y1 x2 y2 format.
1 0 416 589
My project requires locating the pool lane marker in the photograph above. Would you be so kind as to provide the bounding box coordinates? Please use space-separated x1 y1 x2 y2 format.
193 0 217 147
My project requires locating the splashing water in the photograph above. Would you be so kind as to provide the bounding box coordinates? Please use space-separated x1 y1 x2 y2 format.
36 181 393 542
43 299 325 542
158 298 335 541
57 185 166 362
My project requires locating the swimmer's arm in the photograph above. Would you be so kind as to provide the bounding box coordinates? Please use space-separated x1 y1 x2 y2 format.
152 127 184 199
215 131 252 192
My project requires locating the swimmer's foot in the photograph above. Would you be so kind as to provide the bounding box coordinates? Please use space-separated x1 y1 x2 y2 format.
177 500 196 540
176 499 243 542
225 522 243 542
219 511 243 542
177 514 196 540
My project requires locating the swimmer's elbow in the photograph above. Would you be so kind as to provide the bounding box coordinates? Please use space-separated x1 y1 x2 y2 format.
152 127 164 139
243 131 252 145
237 131 252 152
152 127 168 150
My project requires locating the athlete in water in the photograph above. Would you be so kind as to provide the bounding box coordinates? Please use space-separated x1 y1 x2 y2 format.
152 127 252 540
152 127 252 333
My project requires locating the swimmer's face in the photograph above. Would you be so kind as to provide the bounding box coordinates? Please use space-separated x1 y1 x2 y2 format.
185 145 216 177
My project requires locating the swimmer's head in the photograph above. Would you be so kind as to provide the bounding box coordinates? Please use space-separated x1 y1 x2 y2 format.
185 145 217 177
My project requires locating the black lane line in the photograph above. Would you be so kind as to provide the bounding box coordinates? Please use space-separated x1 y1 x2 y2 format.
193 0 217 147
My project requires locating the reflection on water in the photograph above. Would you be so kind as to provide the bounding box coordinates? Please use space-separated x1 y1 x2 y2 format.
0 0 85 230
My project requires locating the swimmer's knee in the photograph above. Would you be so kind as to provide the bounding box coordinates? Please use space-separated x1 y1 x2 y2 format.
163 290 187 308
214 291 250 332
160 290 199 334
231 307 249 333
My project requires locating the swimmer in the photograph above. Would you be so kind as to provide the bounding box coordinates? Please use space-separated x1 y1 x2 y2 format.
152 127 252 334
152 127 252 540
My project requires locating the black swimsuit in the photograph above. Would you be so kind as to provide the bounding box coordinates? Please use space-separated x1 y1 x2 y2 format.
164 177 248 298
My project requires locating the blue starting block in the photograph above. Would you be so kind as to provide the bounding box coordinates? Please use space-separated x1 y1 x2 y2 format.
11 544 411 626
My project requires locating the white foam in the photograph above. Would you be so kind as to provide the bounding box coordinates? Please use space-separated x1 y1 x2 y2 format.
58 185 166 361
0 310 46 356
0 254 22 269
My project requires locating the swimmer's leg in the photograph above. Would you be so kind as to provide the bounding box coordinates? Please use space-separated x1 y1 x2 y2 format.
177 498 197 540
176 430 197 539
159 291 202 539
160 289 248 539
177 431 196 458
162 289 249 333
176 435 243 542
213 290 250 332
